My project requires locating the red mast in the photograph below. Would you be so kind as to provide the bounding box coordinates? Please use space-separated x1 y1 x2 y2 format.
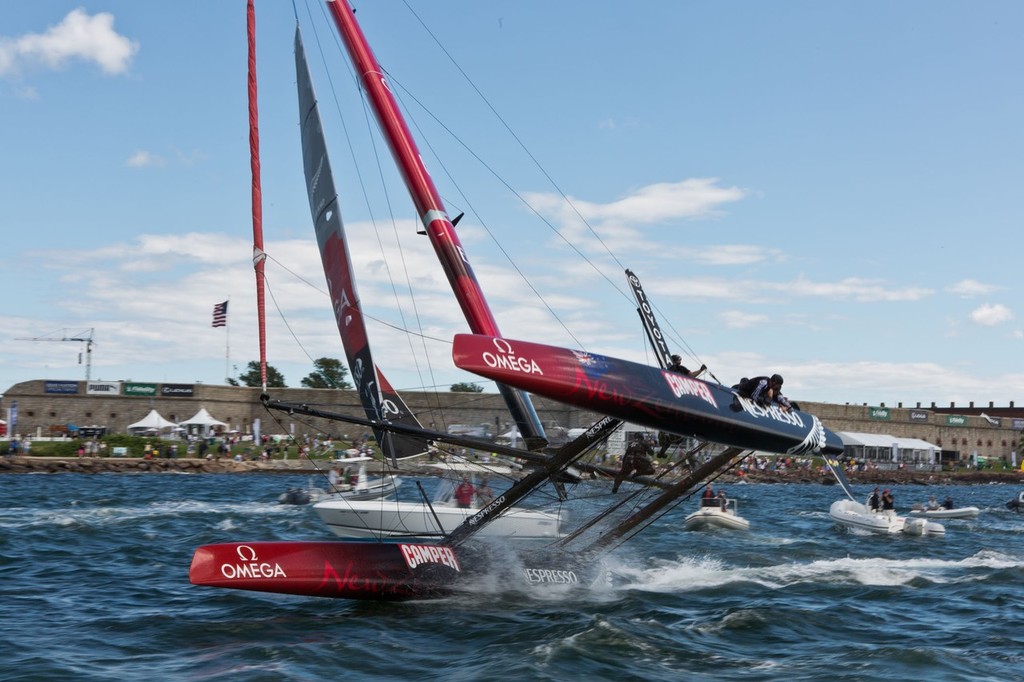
246 0 268 391
325 0 546 448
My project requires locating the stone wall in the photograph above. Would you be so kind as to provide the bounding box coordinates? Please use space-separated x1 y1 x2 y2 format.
2 380 1020 461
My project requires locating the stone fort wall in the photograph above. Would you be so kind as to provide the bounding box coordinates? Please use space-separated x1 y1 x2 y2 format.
3 380 1021 461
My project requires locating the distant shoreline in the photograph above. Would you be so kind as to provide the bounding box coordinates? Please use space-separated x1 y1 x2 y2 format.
2 455 1022 487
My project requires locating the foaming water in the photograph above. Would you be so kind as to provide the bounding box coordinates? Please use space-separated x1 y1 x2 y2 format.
1 474 1022 680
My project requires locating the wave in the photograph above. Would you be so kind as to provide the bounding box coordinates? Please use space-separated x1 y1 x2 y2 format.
609 549 1024 592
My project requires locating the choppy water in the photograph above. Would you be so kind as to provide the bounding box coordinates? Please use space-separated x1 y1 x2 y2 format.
1 473 1022 681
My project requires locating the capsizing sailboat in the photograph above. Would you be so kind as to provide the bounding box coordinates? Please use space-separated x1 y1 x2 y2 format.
189 0 844 601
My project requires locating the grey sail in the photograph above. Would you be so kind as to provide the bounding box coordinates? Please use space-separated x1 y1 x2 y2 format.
295 27 424 462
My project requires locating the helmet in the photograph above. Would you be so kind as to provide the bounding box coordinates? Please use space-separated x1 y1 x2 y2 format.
771 374 784 385
671 354 682 363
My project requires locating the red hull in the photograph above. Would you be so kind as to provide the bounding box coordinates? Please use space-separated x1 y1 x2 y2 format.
189 541 461 601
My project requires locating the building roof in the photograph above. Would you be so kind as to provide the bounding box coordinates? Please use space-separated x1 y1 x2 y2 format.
838 431 939 450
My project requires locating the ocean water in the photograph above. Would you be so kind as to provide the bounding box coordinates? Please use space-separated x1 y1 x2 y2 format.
1 472 1022 681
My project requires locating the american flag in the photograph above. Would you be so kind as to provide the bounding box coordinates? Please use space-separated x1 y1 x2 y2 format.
212 300 228 328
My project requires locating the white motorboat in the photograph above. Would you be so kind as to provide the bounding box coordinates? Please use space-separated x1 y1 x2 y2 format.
313 460 563 540
684 497 750 531
908 504 980 520
822 460 943 536
279 456 400 505
829 499 944 536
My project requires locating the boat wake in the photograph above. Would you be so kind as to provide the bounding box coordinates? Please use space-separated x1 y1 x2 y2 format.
607 549 1024 592
0 499 292 531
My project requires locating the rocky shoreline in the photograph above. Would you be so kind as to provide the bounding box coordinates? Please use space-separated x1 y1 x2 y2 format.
2 455 1022 486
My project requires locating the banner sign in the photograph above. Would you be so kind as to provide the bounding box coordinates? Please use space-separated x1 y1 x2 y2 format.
87 381 121 395
908 410 929 422
44 381 79 394
160 384 195 398
868 407 891 421
123 383 158 397
945 415 968 427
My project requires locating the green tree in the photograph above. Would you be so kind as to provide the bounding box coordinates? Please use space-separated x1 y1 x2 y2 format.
237 361 287 387
450 381 483 393
301 357 353 389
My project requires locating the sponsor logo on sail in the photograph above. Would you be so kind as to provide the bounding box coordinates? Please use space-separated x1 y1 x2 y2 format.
399 544 461 572
481 338 543 376
219 545 287 580
522 568 579 584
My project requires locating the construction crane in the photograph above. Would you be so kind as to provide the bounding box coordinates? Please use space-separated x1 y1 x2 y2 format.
15 328 96 381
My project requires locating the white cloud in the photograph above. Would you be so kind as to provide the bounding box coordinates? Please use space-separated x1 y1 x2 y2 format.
0 9 139 78
718 310 768 329
969 303 1013 326
947 279 997 297
126 150 165 168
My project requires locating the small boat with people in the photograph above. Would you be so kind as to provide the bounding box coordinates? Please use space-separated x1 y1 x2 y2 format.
823 463 944 536
684 487 750 531
312 459 563 540
829 498 944 536
909 495 980 520
1007 491 1024 512
278 455 400 505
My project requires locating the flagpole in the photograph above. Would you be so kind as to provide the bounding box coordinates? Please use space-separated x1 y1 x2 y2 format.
225 295 231 384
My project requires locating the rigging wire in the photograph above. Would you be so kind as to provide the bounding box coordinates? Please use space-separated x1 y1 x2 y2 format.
394 0 709 370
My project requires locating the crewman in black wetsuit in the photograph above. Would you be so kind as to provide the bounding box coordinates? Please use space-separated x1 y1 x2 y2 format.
612 434 655 493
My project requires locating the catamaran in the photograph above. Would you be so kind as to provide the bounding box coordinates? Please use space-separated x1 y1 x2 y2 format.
189 0 844 601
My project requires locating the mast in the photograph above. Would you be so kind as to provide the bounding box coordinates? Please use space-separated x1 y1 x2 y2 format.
325 0 547 450
626 269 672 370
246 0 268 392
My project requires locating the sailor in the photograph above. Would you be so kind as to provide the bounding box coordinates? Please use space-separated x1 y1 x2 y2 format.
701 485 715 507
734 374 791 412
669 354 706 378
927 495 940 510
942 496 955 510
717 490 728 511
868 487 881 512
881 489 895 511
612 434 655 493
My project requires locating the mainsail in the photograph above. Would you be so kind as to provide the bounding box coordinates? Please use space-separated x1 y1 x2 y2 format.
295 28 423 462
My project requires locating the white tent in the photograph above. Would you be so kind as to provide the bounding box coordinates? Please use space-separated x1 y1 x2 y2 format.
127 409 178 434
180 407 228 435
838 431 940 466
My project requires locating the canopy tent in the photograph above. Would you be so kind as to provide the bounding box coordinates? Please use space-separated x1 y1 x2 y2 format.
838 431 940 466
180 407 228 435
127 409 178 434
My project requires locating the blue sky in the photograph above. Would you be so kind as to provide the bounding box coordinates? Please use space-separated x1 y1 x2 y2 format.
1 1 1021 409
